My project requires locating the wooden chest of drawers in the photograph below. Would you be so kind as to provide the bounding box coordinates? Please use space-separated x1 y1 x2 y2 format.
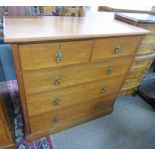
4 16 149 140
115 13 155 96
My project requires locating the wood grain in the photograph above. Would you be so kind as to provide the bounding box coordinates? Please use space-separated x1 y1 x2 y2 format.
3 16 149 43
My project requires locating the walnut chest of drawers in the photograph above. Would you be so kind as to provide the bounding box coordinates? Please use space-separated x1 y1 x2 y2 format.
115 13 155 96
4 16 149 140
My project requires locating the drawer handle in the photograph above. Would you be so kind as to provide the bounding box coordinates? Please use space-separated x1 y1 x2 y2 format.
53 98 60 106
56 51 64 63
95 103 102 109
55 75 61 85
114 44 121 54
53 116 59 123
107 67 113 74
101 87 107 93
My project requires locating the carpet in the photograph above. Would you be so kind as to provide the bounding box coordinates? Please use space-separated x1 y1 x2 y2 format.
7 80 54 149
52 95 155 149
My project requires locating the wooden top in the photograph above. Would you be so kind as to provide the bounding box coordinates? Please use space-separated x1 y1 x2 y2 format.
115 13 155 24
3 15 150 43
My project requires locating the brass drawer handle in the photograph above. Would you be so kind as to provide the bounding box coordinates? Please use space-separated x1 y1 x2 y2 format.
56 51 64 63
55 75 61 85
52 98 60 106
95 103 102 109
53 116 59 123
114 44 121 54
107 66 113 74
101 87 107 93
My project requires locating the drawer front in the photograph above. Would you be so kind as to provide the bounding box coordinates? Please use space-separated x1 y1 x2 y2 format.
23 57 132 95
137 45 155 55
131 59 153 70
126 69 147 80
91 36 141 61
141 35 155 45
122 78 141 89
138 24 155 34
19 40 93 70
29 95 116 132
26 76 123 116
0 127 10 147
120 87 137 96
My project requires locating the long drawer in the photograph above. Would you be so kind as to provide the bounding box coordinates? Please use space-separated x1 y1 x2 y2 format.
19 40 93 70
91 36 141 61
29 95 116 133
26 76 123 116
23 57 132 95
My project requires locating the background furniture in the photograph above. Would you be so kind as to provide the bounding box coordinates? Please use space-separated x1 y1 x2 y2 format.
3 15 149 141
115 13 155 96
0 59 15 148
98 6 155 15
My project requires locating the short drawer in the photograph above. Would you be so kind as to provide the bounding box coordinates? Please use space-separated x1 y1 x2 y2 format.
29 95 116 133
23 57 132 95
26 76 123 116
19 40 93 70
91 36 141 61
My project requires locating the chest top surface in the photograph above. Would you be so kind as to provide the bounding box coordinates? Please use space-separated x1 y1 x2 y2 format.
3 14 150 43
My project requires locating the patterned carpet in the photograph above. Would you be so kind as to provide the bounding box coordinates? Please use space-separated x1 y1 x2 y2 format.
7 80 54 149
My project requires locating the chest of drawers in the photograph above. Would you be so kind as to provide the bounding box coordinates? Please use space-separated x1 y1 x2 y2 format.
4 16 149 141
115 13 155 96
